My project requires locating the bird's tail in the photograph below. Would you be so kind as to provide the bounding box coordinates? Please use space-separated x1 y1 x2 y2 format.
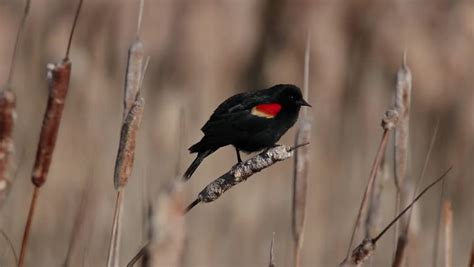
183 149 213 181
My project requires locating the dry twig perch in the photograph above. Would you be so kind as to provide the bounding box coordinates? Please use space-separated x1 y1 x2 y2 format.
186 144 306 213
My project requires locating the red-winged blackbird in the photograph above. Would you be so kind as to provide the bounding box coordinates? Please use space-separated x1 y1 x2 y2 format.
184 84 310 180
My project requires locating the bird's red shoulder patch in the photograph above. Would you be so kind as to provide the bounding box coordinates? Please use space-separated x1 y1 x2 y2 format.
251 103 282 118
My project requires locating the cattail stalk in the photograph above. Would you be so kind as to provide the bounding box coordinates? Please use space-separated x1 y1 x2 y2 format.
364 155 388 238
1 230 17 265
393 122 439 267
392 54 412 263
0 0 31 208
443 200 453 267
269 232 276 267
292 33 311 267
107 1 147 266
63 176 90 266
469 242 474 267
433 179 446 267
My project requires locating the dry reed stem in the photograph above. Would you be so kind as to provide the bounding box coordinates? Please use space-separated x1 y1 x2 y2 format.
364 154 388 238
340 167 452 266
393 54 412 190
393 122 439 267
393 54 412 259
269 232 276 267
5 0 31 87
469 242 474 267
65 0 83 60
1 229 18 265
19 0 82 264
63 176 91 266
433 179 446 267
18 186 39 267
107 190 125 267
292 119 310 267
443 200 453 267
186 144 303 213
0 0 30 207
144 183 185 267
126 242 148 267
343 109 399 261
174 108 185 177
292 33 311 267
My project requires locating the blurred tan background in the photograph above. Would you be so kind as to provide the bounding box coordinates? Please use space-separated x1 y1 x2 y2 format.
0 0 473 266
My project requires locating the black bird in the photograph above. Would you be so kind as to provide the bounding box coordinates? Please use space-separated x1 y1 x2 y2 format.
184 84 310 180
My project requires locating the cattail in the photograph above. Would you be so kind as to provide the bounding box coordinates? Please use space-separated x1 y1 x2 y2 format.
113 95 145 190
393 53 412 191
0 0 30 207
31 61 71 187
122 41 144 121
392 54 412 264
0 90 16 207
18 0 82 265
292 33 311 267
107 1 147 266
393 122 439 267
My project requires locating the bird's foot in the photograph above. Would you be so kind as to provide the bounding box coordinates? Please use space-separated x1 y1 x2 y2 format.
235 148 243 164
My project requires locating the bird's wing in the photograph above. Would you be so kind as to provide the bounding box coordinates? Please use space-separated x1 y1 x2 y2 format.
201 90 273 135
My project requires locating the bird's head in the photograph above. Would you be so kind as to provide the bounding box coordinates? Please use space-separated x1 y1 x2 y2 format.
273 84 311 108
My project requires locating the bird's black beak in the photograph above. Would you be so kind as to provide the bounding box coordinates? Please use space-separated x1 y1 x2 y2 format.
298 99 312 107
